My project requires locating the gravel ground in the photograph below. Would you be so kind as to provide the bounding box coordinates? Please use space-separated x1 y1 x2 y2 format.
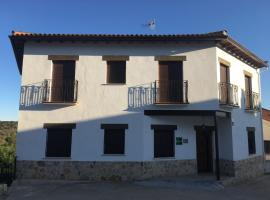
2 175 270 200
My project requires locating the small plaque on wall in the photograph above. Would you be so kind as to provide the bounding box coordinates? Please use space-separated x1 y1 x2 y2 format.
176 137 182 145
183 139 188 143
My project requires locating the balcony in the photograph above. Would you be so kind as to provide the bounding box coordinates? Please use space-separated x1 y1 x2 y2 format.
245 91 260 111
219 82 239 107
42 79 78 104
153 80 188 104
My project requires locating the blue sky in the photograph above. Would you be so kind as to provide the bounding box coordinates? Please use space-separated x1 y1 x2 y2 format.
0 0 269 120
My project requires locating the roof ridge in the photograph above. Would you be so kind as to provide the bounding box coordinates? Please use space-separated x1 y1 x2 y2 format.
11 30 228 37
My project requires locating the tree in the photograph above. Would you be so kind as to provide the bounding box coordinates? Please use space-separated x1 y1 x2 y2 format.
0 121 17 165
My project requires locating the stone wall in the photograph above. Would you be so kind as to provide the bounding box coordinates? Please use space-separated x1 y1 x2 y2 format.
265 160 270 173
234 156 264 179
220 156 264 179
16 156 264 181
220 159 235 176
16 159 197 181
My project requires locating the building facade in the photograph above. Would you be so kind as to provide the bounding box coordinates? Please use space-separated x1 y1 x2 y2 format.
263 108 270 159
10 30 267 181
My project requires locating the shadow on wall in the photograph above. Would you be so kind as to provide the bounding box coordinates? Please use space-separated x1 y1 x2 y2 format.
16 111 144 161
240 89 260 112
127 82 221 111
16 108 220 160
19 81 221 112
20 81 157 112
15 100 235 163
19 83 71 111
128 82 155 109
241 89 245 110
24 42 214 57
20 83 44 107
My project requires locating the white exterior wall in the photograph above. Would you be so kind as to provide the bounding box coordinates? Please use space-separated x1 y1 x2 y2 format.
216 48 263 161
142 116 214 161
263 119 270 160
217 117 233 160
16 41 262 163
263 120 270 141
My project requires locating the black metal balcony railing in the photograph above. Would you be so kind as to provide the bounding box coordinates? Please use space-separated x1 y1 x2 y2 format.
154 80 188 104
245 91 260 111
219 82 239 107
42 79 78 103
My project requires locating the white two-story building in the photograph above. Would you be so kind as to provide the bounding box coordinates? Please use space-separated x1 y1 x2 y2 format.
10 30 267 181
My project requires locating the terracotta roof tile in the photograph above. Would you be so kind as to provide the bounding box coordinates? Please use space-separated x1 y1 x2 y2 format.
10 30 228 39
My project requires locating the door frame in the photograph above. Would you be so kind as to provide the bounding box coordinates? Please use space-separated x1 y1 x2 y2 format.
245 75 252 108
158 61 183 103
51 60 76 102
194 126 215 173
220 63 230 104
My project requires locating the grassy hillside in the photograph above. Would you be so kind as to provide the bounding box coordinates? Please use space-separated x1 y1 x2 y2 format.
0 121 17 164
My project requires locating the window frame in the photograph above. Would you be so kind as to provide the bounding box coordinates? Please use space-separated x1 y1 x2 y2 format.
247 127 256 155
101 124 128 155
49 60 76 103
44 123 76 158
106 61 126 84
219 63 231 105
45 128 73 158
103 129 125 155
151 125 177 158
220 63 230 84
264 141 270 155
244 74 253 109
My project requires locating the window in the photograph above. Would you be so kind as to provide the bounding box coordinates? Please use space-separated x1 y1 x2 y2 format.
245 75 252 109
152 125 176 158
101 124 128 154
219 63 230 104
158 61 184 103
50 60 76 102
220 63 230 84
265 141 270 154
46 128 72 157
107 61 126 83
247 127 256 155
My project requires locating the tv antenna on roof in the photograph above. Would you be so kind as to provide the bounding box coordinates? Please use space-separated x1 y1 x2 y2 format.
143 19 156 30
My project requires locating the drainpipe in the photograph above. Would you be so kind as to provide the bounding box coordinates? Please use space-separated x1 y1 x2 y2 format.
214 113 220 180
258 66 268 166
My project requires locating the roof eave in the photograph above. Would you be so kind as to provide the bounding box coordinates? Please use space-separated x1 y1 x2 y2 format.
9 30 268 74
9 35 24 74
218 37 268 69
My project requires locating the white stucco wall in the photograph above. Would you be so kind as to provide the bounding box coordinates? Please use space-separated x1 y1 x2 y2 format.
263 120 270 142
217 116 233 160
264 119 270 160
142 116 214 161
17 41 219 161
216 48 263 160
16 41 262 162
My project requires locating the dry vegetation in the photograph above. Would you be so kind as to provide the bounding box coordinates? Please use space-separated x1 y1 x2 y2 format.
0 121 17 164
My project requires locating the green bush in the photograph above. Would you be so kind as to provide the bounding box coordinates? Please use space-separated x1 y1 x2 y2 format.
0 121 17 165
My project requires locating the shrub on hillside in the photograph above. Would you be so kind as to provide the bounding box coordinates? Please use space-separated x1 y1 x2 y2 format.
0 121 17 165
